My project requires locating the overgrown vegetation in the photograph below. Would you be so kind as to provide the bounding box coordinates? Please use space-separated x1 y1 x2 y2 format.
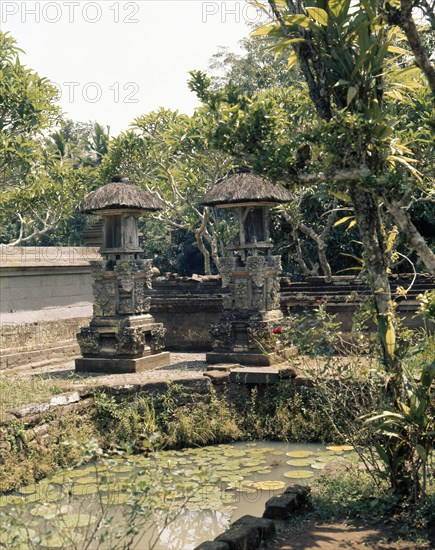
306 468 435 544
0 374 65 419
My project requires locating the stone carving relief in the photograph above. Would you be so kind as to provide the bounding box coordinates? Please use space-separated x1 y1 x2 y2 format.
219 256 237 288
93 280 117 317
114 259 139 292
149 324 166 353
251 287 265 311
118 291 134 315
137 259 153 289
134 280 151 314
90 260 104 279
222 293 233 310
269 279 281 310
116 326 145 356
246 256 267 287
210 321 232 348
267 255 282 272
77 327 100 355
247 322 271 350
234 280 250 310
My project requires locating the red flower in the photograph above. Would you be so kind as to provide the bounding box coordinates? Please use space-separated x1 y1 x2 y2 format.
273 326 283 334
316 299 325 305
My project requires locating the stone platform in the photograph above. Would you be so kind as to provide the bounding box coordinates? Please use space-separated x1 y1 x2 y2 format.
75 351 171 374
206 346 296 367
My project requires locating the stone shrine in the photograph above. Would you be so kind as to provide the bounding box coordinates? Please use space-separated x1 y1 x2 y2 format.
201 172 293 366
75 176 170 373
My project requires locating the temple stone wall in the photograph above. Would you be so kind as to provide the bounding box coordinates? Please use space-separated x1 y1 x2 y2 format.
0 246 99 315
1 247 433 370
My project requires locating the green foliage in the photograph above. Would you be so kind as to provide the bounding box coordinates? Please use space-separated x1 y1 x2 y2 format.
362 360 435 502
208 35 302 94
0 33 95 245
0 412 97 492
417 289 435 323
277 304 343 356
98 108 235 274
312 467 435 540
0 31 59 178
94 386 240 451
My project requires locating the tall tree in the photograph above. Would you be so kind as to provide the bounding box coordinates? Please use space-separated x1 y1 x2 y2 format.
0 32 91 245
250 0 435 500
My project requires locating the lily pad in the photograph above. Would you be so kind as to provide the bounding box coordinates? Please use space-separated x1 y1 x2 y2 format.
30 504 63 519
286 459 313 467
0 528 36 547
73 476 97 485
71 484 99 496
40 532 84 549
283 470 314 479
100 493 131 505
18 484 38 495
56 513 98 528
285 451 314 458
316 454 346 463
220 475 244 483
253 480 286 491
326 445 353 452
310 462 326 470
0 495 25 507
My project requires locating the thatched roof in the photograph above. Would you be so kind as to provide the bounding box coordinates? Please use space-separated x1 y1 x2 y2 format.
78 180 163 213
200 173 292 207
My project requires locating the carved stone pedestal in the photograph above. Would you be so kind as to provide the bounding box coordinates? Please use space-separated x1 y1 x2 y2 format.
75 257 170 374
200 171 295 368
207 255 292 366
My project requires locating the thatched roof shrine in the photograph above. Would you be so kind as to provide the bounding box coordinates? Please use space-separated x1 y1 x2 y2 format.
78 177 163 213
200 173 292 207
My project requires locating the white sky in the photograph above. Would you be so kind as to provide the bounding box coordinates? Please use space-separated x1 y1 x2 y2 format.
1 1 264 135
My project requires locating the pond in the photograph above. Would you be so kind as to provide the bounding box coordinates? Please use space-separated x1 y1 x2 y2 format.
0 441 357 549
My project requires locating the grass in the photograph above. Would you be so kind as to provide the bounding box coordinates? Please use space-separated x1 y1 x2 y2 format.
0 373 65 419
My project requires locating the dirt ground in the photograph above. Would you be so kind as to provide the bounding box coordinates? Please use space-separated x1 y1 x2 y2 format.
270 519 433 549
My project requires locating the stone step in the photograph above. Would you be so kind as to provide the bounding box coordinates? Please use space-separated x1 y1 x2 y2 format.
230 367 280 385
0 342 79 370
206 363 239 372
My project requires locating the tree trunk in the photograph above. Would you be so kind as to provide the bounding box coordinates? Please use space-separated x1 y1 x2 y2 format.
291 224 312 275
398 0 435 93
195 231 211 275
298 222 332 281
382 193 435 275
349 187 394 365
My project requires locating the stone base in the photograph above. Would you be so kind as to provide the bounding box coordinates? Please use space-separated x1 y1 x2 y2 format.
206 347 296 367
75 352 171 374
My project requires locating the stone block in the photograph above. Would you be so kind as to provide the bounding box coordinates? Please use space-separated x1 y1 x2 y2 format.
215 524 261 550
206 364 238 372
75 352 171 374
233 515 275 540
263 485 311 520
13 402 50 418
204 370 230 384
207 351 281 367
263 493 299 519
230 367 279 385
284 484 311 504
49 392 80 408
194 542 230 550
277 364 298 379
